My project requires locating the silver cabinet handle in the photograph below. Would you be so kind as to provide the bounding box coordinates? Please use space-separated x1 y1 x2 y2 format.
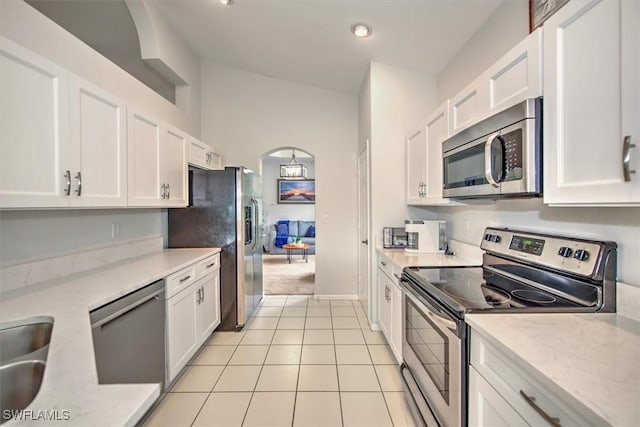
64 170 71 196
206 262 217 268
197 288 202 304
75 171 82 196
380 261 387 266
201 286 205 302
166 183 170 199
519 390 561 427
623 136 636 182
179 275 191 283
160 183 166 199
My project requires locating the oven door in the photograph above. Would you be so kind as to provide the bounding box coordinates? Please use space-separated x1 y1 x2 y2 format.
401 278 465 427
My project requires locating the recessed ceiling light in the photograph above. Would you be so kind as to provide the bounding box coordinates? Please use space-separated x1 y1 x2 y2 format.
351 23 372 38
219 0 233 5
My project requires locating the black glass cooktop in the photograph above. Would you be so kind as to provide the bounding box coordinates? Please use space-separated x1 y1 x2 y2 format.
402 264 598 319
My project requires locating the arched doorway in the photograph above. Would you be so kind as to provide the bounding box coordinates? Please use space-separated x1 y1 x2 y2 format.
260 147 316 295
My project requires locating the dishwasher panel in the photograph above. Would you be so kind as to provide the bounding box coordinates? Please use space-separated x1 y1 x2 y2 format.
90 279 165 386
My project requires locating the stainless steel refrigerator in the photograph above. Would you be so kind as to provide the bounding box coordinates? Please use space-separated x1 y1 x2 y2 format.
167 166 263 330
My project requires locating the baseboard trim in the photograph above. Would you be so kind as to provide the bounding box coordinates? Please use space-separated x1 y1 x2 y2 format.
313 294 359 300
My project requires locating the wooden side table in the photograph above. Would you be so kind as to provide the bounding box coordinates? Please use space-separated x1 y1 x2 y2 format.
282 243 311 263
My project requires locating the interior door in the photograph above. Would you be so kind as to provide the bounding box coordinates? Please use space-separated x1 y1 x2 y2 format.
357 141 371 318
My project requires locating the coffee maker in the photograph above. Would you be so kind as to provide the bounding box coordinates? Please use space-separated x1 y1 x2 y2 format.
404 220 447 253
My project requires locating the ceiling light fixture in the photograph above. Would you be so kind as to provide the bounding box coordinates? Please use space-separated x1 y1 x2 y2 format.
219 0 233 5
280 149 308 179
351 23 372 38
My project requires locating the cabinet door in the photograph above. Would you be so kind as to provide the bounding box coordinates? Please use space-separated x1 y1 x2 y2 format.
424 102 454 205
406 127 427 205
544 0 640 205
128 109 162 206
166 284 199 383
163 127 187 207
68 77 127 207
468 367 528 427
449 79 488 135
486 28 543 115
0 37 70 208
377 268 392 341
188 137 212 170
388 278 403 363
197 271 221 343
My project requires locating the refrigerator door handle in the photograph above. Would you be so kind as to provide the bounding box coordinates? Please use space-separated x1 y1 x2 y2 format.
251 198 260 251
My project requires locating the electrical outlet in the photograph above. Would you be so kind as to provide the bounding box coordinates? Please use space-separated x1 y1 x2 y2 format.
463 220 471 234
111 222 120 238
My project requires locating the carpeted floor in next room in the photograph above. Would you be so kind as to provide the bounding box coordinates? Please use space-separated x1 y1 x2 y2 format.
262 254 315 295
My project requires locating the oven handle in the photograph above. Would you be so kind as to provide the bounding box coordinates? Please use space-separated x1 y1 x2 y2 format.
400 278 460 336
485 132 502 188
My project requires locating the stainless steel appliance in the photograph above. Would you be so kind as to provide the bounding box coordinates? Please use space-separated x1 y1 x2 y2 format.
399 227 617 427
383 227 411 249
442 98 542 199
90 280 166 386
168 166 263 330
405 220 447 253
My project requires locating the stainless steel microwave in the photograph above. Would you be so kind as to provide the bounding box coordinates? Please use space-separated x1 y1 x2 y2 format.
442 98 542 199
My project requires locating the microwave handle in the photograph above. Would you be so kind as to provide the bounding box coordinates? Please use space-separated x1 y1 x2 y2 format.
485 132 502 188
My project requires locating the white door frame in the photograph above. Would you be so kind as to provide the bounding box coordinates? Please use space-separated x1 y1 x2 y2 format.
357 140 371 317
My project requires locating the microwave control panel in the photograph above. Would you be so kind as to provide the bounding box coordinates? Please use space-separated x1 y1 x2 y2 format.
502 128 523 181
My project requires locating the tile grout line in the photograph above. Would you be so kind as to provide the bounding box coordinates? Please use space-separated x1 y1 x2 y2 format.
329 303 346 427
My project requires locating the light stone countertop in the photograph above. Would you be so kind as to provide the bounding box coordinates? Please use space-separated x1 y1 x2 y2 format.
0 247 220 427
466 313 640 426
376 239 483 270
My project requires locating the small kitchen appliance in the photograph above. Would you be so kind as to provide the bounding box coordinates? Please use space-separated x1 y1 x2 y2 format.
442 98 542 199
399 227 617 427
382 227 411 249
404 220 447 253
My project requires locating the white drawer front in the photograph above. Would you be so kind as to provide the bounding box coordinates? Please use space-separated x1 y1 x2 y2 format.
166 265 197 298
197 253 220 277
470 332 599 427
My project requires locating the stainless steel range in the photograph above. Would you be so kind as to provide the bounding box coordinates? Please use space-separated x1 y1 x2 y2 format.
398 227 617 427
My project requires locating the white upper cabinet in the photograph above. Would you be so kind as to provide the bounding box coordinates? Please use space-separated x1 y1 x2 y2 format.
424 101 454 205
163 126 188 207
188 137 223 171
68 77 127 207
128 110 187 207
407 102 456 206
448 28 543 137
0 37 70 208
449 79 488 136
406 127 427 204
486 28 543 115
128 109 163 206
544 0 639 205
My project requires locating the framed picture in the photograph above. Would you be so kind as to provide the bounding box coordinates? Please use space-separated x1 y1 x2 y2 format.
529 0 569 32
277 179 315 204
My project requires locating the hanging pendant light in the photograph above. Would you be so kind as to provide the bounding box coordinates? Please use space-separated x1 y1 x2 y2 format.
280 149 308 179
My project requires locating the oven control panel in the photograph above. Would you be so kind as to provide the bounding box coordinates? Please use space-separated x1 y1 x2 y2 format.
481 228 611 278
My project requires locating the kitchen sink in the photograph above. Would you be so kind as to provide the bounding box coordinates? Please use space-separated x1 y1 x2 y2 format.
0 317 53 425
0 361 46 424
0 317 53 365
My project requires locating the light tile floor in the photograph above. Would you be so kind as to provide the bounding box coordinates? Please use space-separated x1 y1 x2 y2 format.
143 296 417 427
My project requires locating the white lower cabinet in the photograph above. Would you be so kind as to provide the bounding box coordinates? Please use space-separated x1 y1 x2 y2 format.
376 256 402 363
166 254 221 383
469 330 599 426
468 366 527 427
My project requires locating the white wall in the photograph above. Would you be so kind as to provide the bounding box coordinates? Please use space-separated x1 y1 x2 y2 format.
369 62 438 245
0 0 198 268
0 209 162 267
428 0 640 286
436 0 529 103
201 62 358 296
360 62 438 320
262 156 315 227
